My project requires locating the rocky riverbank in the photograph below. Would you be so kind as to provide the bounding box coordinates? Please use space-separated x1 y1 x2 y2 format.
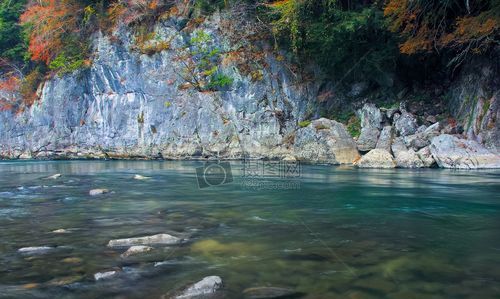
0 12 498 169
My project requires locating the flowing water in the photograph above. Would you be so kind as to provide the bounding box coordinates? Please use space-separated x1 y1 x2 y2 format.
0 160 499 299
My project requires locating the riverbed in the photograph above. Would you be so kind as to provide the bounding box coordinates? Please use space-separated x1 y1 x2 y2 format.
0 160 499 298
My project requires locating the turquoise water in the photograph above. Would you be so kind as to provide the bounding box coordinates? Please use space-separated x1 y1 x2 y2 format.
0 160 499 299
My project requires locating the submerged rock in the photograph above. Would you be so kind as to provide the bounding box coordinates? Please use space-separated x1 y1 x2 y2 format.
133 174 151 180
94 271 118 281
430 134 500 169
121 245 153 258
242 286 303 299
45 174 62 180
355 149 396 168
18 246 54 254
52 228 69 233
170 276 223 299
89 189 110 196
108 233 181 247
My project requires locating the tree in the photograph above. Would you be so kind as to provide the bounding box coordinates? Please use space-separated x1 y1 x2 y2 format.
0 0 27 63
384 0 499 66
20 0 83 65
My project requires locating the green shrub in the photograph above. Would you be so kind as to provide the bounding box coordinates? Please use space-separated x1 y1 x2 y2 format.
346 115 361 138
298 120 311 128
264 0 398 85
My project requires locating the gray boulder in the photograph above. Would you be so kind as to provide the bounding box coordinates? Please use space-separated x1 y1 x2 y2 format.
394 149 424 168
358 103 383 129
376 126 394 152
430 134 500 169
403 134 430 151
294 118 360 164
394 112 418 136
356 104 383 151
417 146 436 167
391 137 424 168
355 149 396 168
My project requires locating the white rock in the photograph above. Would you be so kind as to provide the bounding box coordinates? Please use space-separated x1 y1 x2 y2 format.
430 134 500 169
52 229 69 234
18 246 54 254
46 174 62 179
89 189 109 196
134 174 151 180
282 155 297 162
94 271 118 281
108 233 181 247
175 276 223 299
121 245 153 258
355 149 396 168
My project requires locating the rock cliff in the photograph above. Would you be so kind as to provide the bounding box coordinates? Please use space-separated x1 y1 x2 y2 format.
0 14 498 168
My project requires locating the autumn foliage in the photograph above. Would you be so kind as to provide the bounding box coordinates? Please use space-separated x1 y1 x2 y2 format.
20 0 81 65
384 0 499 63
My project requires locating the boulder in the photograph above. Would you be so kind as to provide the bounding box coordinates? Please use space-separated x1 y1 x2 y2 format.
391 137 425 168
243 286 303 299
108 233 181 247
172 276 223 299
89 189 109 196
121 245 153 258
403 134 430 151
394 149 424 168
356 104 383 151
391 137 407 158
294 118 360 164
357 127 380 152
417 146 436 167
394 112 418 136
358 103 383 129
375 126 394 152
134 174 151 180
355 149 396 168
430 134 500 169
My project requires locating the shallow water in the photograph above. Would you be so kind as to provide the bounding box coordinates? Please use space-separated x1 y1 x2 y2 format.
0 160 499 299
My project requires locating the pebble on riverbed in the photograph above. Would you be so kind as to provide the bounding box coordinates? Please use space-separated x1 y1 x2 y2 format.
167 276 223 299
52 228 69 233
134 174 151 180
120 245 153 258
18 246 54 254
89 189 110 196
242 286 303 299
108 233 181 247
94 270 118 281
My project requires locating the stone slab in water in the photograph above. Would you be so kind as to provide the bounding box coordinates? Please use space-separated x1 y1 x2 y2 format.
108 233 181 247
243 286 304 299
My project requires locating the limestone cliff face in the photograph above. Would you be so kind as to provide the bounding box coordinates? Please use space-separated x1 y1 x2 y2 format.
0 14 357 163
0 14 498 168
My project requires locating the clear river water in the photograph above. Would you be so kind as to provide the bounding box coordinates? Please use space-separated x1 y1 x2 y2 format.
0 160 499 299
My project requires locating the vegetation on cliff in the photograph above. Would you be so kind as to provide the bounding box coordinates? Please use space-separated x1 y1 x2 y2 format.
0 0 498 111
